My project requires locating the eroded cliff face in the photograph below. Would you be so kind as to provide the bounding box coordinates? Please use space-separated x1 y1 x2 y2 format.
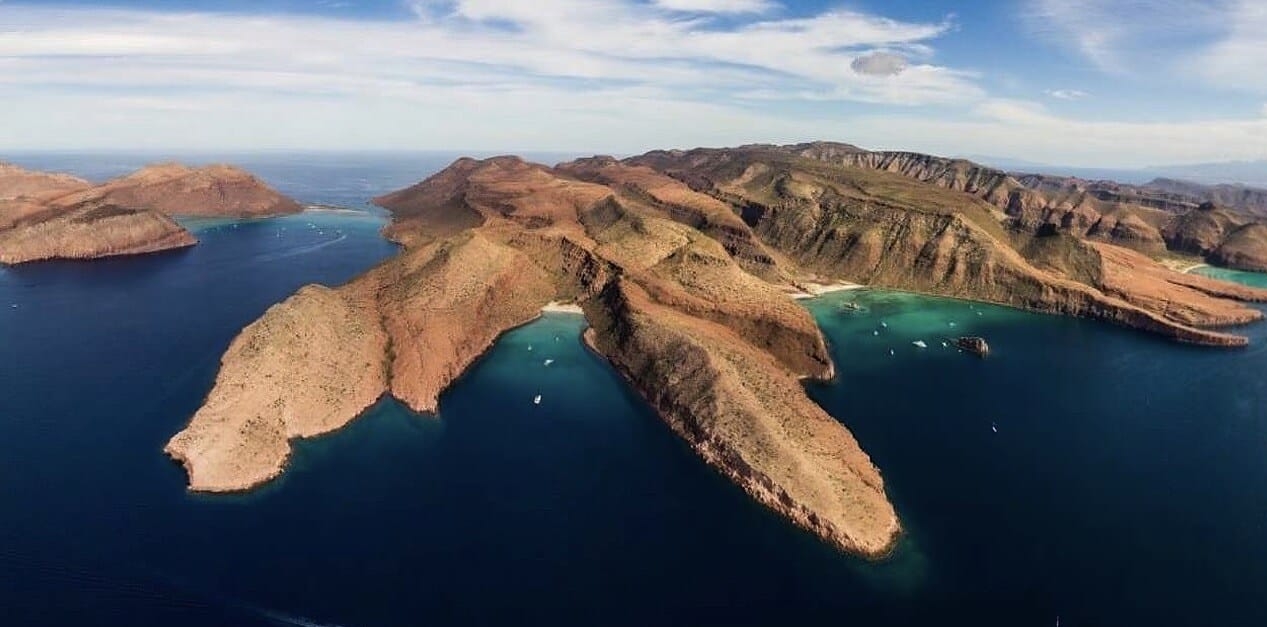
583 279 895 555
0 162 300 265
169 154 900 558
627 145 1267 346
167 147 1267 559
786 144 1267 271
0 204 197 265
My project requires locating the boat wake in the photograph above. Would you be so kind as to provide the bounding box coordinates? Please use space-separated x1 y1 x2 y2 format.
254 234 349 263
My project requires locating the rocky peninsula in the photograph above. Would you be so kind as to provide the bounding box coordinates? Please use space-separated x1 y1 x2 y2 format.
0 162 300 265
166 144 1267 559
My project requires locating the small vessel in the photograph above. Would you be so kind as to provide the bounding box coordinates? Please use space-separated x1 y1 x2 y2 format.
533 395 542 405
992 422 998 433
880 321 888 328
912 340 927 349
941 341 948 348
955 336 990 357
948 322 957 328
889 349 895 356
873 330 879 336
527 345 533 351
543 359 554 366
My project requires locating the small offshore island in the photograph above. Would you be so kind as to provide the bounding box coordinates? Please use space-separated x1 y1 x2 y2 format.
0 162 300 265
162 142 1267 559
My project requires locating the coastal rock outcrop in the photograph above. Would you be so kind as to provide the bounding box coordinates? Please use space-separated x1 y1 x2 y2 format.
168 145 1267 559
165 284 388 492
0 162 301 265
169 154 900 558
0 204 197 265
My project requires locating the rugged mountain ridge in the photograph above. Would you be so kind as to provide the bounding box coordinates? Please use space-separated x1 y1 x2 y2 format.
1145 177 1267 217
784 143 1267 271
0 162 300 265
167 146 1267 560
168 154 900 557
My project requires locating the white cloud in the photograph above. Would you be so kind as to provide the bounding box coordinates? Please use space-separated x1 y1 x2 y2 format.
2 1 1264 167
1045 89 1088 100
651 0 777 14
0 2 976 107
850 97 1267 167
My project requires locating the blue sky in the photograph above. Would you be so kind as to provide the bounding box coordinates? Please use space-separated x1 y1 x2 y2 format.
1 0 1266 166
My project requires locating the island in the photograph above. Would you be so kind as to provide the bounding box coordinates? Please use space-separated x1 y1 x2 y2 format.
0 162 301 265
165 143 1267 559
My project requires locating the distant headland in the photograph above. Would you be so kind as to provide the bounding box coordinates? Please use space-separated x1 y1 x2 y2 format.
0 162 300 265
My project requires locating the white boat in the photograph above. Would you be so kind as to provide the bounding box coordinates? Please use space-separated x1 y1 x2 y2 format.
527 345 533 352
949 322 957 327
880 321 888 328
544 359 554 366
873 330 879 336
533 395 542 405
991 422 998 433
913 340 927 349
889 349 895 356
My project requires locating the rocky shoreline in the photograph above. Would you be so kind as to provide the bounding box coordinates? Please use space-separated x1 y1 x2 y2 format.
0 162 300 265
165 144 1267 558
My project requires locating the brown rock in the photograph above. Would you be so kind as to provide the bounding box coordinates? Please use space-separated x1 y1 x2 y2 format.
51 163 302 218
168 154 899 558
165 283 389 492
0 162 301 265
167 146 1267 561
0 204 197 265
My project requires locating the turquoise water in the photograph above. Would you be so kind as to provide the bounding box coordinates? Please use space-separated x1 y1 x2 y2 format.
1193 265 1267 288
3 154 1267 626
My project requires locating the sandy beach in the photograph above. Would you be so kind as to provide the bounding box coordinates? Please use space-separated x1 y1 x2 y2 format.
541 301 585 314
790 282 866 300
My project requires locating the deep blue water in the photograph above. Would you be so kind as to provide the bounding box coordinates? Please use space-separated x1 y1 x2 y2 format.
2 155 1267 626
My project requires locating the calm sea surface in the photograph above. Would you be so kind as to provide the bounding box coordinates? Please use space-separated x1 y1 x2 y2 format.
1 154 1265 626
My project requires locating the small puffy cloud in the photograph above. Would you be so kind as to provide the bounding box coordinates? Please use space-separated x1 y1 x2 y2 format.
652 0 777 13
1046 89 1089 100
850 52 909 76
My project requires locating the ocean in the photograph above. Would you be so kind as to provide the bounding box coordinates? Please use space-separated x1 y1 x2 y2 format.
1 154 1265 626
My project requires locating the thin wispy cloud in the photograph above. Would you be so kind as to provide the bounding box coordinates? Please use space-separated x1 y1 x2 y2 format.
0 0 1266 166
650 0 778 14
0 2 976 106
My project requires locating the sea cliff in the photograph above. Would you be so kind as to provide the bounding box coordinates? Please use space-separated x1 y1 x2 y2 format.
167 145 1267 558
